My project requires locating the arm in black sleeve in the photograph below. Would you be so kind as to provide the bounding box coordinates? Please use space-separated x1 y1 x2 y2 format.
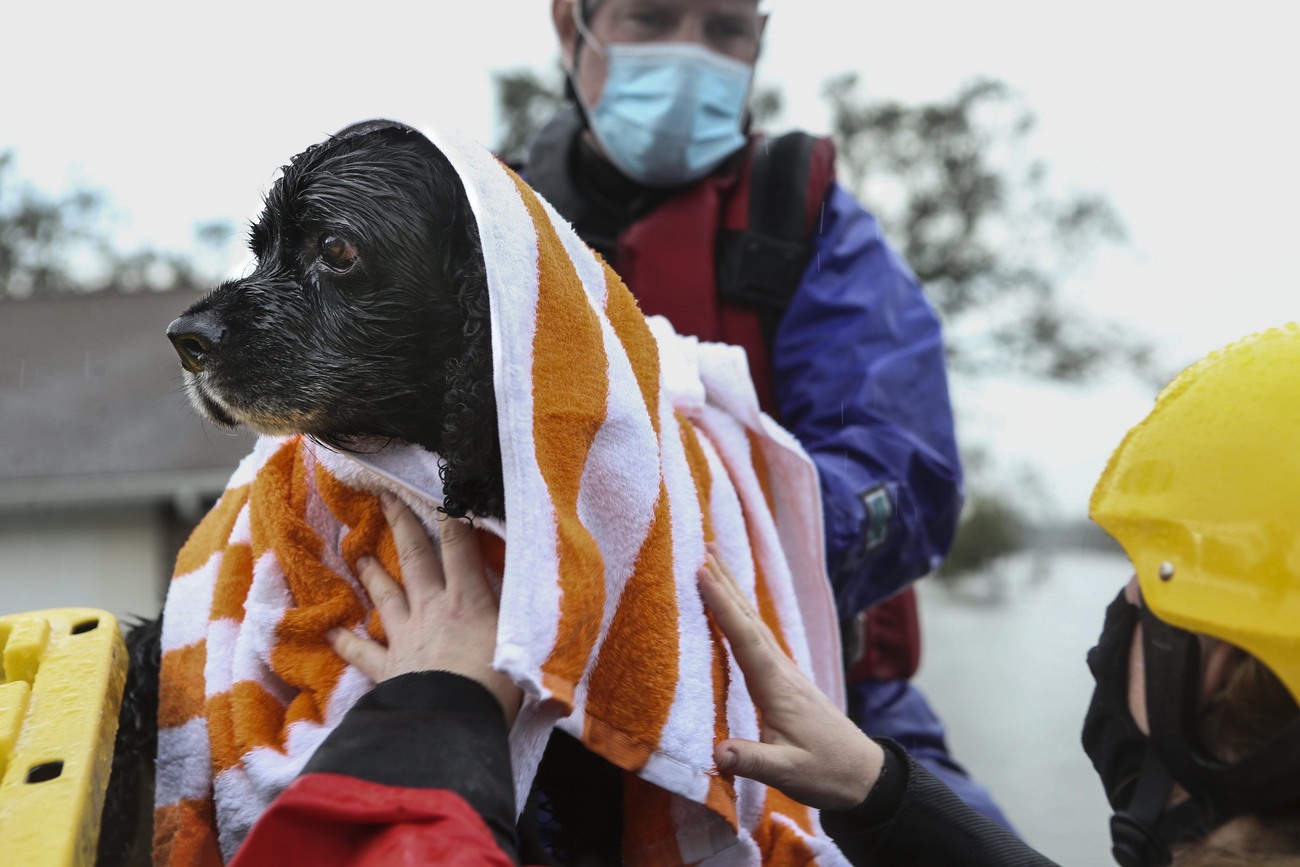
302 671 518 862
822 739 1060 867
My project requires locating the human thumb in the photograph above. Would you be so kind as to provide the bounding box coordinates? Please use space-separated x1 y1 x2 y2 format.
715 738 781 787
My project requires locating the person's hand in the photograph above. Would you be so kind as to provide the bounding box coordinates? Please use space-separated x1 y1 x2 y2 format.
328 492 522 727
698 548 884 811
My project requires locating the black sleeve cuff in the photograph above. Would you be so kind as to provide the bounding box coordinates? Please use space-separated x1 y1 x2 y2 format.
822 738 1060 867
820 737 909 863
303 671 518 861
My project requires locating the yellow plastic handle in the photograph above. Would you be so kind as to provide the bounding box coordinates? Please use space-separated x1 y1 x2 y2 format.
0 609 127 867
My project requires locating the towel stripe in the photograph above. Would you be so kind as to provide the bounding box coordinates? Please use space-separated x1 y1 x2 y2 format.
752 558 795 663
206 692 239 774
746 428 777 519
315 467 397 576
153 799 222 867
604 262 661 434
210 546 254 623
753 799 818 866
158 641 207 730
227 682 288 769
676 418 739 828
313 466 400 642
763 788 815 837
582 487 678 770
577 254 683 769
254 443 354 732
174 488 247 577
703 422 796 666
622 774 685 867
677 418 715 540
512 175 610 708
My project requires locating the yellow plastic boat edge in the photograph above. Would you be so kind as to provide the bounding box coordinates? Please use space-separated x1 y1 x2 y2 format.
0 608 128 867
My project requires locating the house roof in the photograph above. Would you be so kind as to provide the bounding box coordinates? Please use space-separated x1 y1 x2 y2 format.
0 289 256 508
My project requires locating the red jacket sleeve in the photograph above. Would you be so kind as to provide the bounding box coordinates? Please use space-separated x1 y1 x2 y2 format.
228 773 519 867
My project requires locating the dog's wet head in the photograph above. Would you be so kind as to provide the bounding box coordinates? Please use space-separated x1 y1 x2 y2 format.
168 120 501 517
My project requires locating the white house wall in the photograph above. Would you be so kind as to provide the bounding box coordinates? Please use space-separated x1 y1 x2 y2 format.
1 505 169 621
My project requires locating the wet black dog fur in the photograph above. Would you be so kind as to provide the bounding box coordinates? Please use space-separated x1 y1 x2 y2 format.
168 119 502 520
103 121 622 866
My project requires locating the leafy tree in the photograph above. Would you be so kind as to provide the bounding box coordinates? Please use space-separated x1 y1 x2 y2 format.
493 65 568 165
0 152 99 298
0 151 213 300
816 74 1154 577
939 492 1027 578
822 73 1148 382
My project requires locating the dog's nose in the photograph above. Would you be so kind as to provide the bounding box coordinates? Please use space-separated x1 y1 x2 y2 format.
167 311 224 374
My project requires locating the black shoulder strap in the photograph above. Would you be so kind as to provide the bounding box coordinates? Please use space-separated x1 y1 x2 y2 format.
750 132 818 245
716 132 822 351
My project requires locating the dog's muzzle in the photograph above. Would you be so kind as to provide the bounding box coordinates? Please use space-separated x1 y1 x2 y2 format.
167 311 225 374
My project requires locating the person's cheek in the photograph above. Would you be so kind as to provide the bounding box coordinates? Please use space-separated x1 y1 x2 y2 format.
1127 621 1149 734
578 44 610 107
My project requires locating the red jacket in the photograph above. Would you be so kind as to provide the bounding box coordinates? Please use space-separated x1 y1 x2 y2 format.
229 774 522 867
225 673 523 865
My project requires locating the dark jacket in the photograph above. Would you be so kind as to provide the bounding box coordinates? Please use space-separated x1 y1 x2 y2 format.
231 673 1055 866
227 672 521 867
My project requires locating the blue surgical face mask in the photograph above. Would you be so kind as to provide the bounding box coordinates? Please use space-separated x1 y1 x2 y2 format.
571 37 754 188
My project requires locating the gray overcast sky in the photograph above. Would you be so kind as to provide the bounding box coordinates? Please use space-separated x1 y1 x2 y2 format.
5 0 1298 516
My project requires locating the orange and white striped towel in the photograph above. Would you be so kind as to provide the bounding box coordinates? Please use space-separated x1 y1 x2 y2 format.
154 125 847 866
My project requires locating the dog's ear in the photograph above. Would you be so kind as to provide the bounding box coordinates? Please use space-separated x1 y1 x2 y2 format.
437 186 504 521
387 138 501 521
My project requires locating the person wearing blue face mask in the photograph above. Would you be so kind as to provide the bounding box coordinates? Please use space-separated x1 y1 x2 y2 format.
568 4 754 186
522 0 1014 838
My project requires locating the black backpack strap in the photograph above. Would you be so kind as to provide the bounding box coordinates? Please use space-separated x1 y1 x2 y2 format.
716 132 826 351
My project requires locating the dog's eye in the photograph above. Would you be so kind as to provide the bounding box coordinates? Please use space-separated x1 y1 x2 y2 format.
319 234 359 272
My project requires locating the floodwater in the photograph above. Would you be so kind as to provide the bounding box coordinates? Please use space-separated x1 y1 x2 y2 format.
914 548 1130 866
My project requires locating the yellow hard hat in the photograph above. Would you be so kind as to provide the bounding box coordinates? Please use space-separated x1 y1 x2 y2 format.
1090 324 1300 706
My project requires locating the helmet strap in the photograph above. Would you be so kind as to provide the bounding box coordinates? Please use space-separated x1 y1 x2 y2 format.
1129 608 1300 859
1110 749 1177 867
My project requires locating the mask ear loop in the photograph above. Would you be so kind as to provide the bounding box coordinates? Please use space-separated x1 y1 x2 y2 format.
564 2 605 122
568 0 606 76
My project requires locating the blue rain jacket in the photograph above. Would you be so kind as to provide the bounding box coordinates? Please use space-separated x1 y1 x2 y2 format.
775 182 963 617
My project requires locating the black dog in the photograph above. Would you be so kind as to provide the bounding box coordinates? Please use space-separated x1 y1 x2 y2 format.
104 121 622 867
167 119 501 520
